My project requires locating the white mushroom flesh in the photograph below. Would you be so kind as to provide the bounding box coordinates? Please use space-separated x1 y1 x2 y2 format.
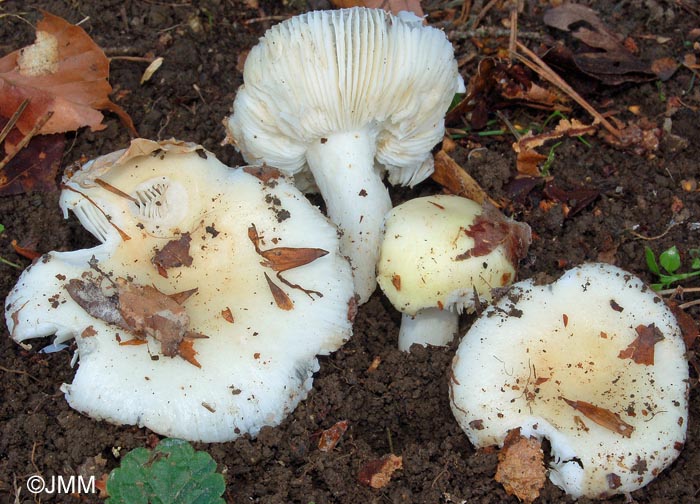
450 262 689 498
5 139 355 442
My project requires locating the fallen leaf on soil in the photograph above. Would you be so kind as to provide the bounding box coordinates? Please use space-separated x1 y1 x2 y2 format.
459 201 531 265
665 299 699 350
358 454 403 489
431 149 491 205
618 323 665 366
562 398 634 438
494 429 546 504
513 117 596 176
0 116 64 195
318 420 349 452
446 59 568 130
0 11 136 147
543 4 667 85
330 0 423 17
152 232 193 278
542 180 599 219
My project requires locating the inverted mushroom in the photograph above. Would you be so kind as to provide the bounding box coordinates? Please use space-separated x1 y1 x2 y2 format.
225 7 464 303
5 139 355 442
450 263 689 499
376 195 530 351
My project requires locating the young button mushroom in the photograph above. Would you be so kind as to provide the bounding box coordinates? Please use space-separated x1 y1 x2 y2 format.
225 7 464 303
376 195 531 352
450 263 689 499
5 139 355 443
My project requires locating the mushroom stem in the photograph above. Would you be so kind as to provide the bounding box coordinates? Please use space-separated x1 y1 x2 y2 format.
306 129 391 304
398 308 459 352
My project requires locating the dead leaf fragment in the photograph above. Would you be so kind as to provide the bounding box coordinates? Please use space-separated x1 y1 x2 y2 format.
152 232 193 277
431 149 491 204
0 115 64 195
318 420 349 452
0 11 136 144
358 454 403 489
562 398 634 438
140 57 164 85
494 429 546 504
459 201 531 265
618 323 665 366
264 272 294 311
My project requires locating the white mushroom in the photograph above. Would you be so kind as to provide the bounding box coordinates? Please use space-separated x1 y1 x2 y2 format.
450 263 689 499
376 195 530 351
5 139 355 442
225 7 464 303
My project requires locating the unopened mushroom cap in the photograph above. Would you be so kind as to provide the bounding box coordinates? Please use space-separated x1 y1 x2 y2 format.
377 195 530 316
5 139 355 442
226 7 462 186
450 263 689 498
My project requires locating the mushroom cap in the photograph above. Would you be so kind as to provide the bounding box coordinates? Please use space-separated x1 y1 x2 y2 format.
450 263 689 498
225 7 462 187
5 139 355 442
377 195 530 316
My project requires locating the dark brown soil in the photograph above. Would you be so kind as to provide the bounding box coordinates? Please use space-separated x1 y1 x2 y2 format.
1 1 699 503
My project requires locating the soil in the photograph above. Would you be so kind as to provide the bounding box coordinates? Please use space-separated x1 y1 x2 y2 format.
1 1 699 503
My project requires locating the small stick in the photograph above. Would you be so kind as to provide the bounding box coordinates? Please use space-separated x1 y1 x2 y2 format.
513 41 621 138
0 99 29 145
455 0 472 26
472 0 500 30
0 110 54 179
508 3 518 58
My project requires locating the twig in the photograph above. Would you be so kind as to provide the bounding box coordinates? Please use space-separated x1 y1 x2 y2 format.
513 41 621 138
0 110 54 178
0 99 29 146
472 0 500 31
680 299 700 310
626 221 679 241
508 2 518 57
0 364 38 382
455 0 472 26
656 286 700 296
243 15 291 25
109 55 156 63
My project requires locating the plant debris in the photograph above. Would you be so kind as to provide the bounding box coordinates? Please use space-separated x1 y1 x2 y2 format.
317 420 349 452
248 223 328 306
65 273 205 366
494 429 546 504
562 398 635 438
152 232 193 278
0 11 135 145
358 454 403 489
618 324 665 366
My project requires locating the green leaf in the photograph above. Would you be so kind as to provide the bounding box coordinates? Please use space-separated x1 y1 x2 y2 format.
659 246 681 274
0 223 5 233
107 439 225 504
645 246 661 275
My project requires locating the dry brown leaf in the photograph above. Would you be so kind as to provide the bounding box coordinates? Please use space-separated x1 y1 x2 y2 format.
0 11 136 148
513 118 596 175
264 272 294 311
318 420 349 452
0 119 65 195
562 398 634 438
431 149 490 204
495 429 546 504
358 454 403 489
249 223 327 303
618 323 665 366
330 0 424 17
152 232 193 278
459 201 531 265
